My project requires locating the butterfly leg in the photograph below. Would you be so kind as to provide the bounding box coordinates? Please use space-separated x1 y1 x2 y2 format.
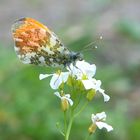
53 66 66 86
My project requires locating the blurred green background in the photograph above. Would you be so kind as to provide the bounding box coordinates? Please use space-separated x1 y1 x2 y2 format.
0 0 140 140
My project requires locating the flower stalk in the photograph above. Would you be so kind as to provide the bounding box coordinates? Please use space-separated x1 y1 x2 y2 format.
65 110 74 140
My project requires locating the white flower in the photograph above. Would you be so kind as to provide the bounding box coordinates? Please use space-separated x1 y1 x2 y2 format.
91 112 113 132
67 60 96 79
54 92 73 106
76 61 96 78
39 72 70 89
82 79 110 102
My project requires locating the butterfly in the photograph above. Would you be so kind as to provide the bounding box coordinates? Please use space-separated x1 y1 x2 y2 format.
11 17 83 67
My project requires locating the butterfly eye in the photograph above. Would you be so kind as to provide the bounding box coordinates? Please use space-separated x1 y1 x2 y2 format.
77 53 83 61
79 57 83 61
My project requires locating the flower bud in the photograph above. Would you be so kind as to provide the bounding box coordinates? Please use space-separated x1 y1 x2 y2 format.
61 98 69 111
88 123 97 134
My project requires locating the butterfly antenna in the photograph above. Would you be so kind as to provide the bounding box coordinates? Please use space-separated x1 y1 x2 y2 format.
80 36 103 52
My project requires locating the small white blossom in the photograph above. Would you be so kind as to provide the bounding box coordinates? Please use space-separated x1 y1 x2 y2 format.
91 112 113 132
50 72 69 89
67 61 96 79
82 79 110 102
39 72 70 89
54 92 73 106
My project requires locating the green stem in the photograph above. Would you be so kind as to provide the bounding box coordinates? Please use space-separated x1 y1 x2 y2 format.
65 110 74 140
64 111 67 134
74 101 89 118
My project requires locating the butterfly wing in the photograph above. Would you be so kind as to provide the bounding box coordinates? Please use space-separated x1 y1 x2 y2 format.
12 17 70 66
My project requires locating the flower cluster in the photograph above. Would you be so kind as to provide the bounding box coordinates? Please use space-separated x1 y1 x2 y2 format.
39 60 110 102
39 60 113 136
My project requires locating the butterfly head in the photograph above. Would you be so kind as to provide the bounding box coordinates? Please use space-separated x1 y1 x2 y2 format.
70 52 83 63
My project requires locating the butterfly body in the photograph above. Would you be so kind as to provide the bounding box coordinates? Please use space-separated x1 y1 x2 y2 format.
12 17 83 67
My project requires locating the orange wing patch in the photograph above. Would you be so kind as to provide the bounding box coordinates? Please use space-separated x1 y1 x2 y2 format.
12 17 51 54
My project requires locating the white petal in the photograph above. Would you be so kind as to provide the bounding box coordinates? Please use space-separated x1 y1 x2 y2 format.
67 61 96 79
99 89 110 102
91 112 106 123
50 74 62 89
91 114 96 123
54 92 61 99
39 74 52 80
76 61 96 78
95 112 106 120
86 65 96 78
67 64 81 77
64 94 71 98
65 97 73 106
82 80 96 90
61 72 70 82
96 122 113 132
94 80 110 102
50 72 70 89
95 80 102 90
